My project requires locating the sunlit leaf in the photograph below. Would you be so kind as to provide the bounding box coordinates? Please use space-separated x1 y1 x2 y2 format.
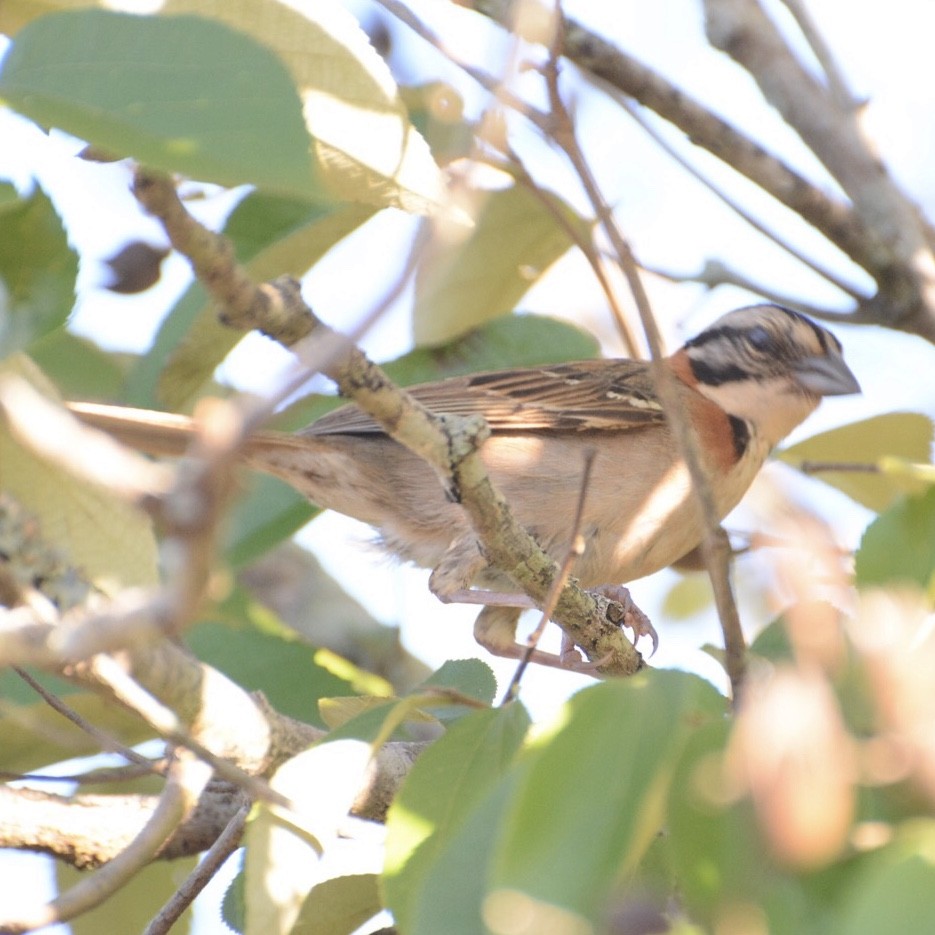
384 704 531 932
413 186 586 346
187 606 360 728
293 874 382 935
0 356 159 593
245 739 373 935
778 412 934 512
489 672 723 920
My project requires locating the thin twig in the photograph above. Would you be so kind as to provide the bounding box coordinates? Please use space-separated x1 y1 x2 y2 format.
502 449 597 703
502 147 640 354
13 666 160 772
142 802 249 935
87 654 291 809
779 0 861 112
798 460 878 475
542 8 747 698
615 96 868 303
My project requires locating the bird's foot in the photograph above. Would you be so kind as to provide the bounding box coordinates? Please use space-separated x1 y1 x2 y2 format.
589 584 658 656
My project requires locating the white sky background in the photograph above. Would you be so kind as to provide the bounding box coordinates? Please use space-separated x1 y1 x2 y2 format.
3 0 935 932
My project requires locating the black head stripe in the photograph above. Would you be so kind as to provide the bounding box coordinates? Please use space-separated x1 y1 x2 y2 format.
689 356 750 387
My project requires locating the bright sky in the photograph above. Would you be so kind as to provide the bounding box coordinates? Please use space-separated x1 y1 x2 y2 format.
3 1 935 932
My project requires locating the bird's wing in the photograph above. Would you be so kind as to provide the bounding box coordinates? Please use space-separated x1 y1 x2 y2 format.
304 360 668 435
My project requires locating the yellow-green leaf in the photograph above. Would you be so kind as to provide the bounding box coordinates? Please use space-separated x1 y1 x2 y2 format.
0 356 158 593
413 185 585 346
778 412 934 512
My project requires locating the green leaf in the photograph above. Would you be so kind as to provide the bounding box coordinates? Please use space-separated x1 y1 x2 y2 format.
0 1 450 214
0 10 317 198
669 720 774 923
778 412 934 512
418 658 498 706
293 874 382 935
661 573 713 620
59 856 198 935
855 487 935 594
489 671 724 921
187 610 358 728
401 82 476 166
29 330 128 400
223 865 246 934
223 474 317 569
408 776 517 935
164 0 448 214
384 704 531 932
839 822 935 935
388 312 601 383
0 186 76 358
413 186 586 346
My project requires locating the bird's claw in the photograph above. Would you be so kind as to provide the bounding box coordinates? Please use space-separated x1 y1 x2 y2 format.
589 584 659 656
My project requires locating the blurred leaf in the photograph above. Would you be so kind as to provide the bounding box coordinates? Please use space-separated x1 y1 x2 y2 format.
126 195 374 410
0 356 159 592
0 186 76 358
0 10 317 198
401 82 476 165
0 688 153 774
60 855 198 935
661 573 713 620
389 312 601 382
413 186 587 346
778 413 934 512
669 721 786 925
223 474 318 569
855 487 935 594
293 874 382 935
163 0 448 214
28 330 128 400
187 606 359 727
384 704 531 932
489 671 723 921
839 822 935 935
0 0 449 214
319 695 409 731
245 739 372 935
748 617 794 664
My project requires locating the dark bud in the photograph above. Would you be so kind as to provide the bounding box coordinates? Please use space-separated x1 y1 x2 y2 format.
103 241 170 294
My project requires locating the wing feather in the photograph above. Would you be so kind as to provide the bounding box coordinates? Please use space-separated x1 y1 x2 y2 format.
303 360 666 436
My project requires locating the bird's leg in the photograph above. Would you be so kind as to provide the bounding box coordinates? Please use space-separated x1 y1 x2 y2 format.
428 538 647 669
471 605 590 670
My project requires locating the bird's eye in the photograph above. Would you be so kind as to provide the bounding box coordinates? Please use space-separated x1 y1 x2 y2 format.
747 325 773 351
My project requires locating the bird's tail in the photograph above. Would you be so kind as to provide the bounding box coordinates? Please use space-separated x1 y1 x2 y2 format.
67 401 207 457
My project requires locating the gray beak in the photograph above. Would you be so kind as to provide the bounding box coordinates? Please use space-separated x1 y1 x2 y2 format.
793 353 861 397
